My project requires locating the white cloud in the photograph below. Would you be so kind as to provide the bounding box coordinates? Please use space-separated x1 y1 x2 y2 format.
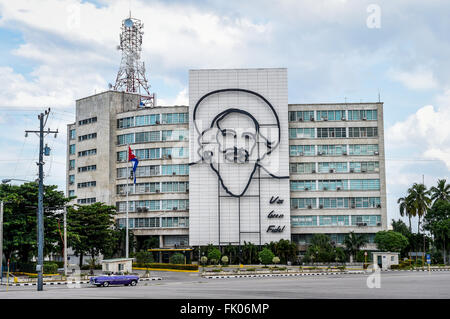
388 67 439 90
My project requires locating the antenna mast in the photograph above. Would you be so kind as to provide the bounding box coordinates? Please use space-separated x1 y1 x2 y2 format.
113 14 156 107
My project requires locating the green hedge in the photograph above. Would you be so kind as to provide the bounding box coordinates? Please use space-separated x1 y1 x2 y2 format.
133 262 198 271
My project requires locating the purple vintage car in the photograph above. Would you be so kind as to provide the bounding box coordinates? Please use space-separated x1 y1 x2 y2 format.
90 274 139 287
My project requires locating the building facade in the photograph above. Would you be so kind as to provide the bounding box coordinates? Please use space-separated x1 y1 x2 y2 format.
66 68 386 252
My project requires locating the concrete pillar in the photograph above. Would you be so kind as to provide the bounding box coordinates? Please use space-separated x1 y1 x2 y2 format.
159 235 164 248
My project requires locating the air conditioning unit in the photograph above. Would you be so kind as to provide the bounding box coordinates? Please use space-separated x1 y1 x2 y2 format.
377 204 381 208
329 168 335 173
323 187 328 190
319 204 324 209
294 205 298 209
137 207 143 212
351 204 356 209
374 151 379 155
318 152 323 156
304 187 309 191
341 117 346 121
342 151 347 156
172 172 176 175
350 168 354 173
307 205 312 209
336 186 341 191
155 189 160 193
374 168 380 172
361 168 367 173
310 117 315 121
377 222 382 226
298 118 303 122
168 155 172 159
362 116 367 121
311 169 316 173
156 120 160 124
143 207 148 212
299 152 304 156
323 117 328 121
69 181 74 185
173 207 178 211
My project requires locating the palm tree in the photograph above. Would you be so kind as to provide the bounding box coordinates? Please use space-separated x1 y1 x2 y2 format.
430 179 450 204
343 232 368 263
397 195 415 232
408 183 431 234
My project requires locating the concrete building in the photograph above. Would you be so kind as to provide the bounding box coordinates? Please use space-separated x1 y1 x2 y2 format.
66 68 386 253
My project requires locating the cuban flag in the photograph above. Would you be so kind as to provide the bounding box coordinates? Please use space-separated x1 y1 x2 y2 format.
128 146 139 184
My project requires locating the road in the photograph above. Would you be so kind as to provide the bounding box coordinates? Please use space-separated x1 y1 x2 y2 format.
0 271 449 299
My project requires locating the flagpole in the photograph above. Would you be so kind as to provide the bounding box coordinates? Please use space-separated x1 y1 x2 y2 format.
126 144 129 259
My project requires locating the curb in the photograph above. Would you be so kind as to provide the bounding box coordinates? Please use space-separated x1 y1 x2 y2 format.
0 277 162 287
203 271 364 279
383 269 450 272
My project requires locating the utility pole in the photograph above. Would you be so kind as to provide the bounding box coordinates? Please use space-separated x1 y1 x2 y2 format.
25 108 58 291
0 201 3 283
64 206 67 277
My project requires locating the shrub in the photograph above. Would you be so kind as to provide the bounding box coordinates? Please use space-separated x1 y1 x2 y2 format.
211 268 223 272
132 262 198 271
246 268 256 271
169 253 186 265
390 265 400 270
43 262 58 274
221 256 229 265
259 248 275 266
200 256 208 266
207 248 221 264
272 256 280 265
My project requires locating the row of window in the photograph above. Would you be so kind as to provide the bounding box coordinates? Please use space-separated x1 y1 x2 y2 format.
291 215 381 227
78 116 97 126
117 164 189 179
117 147 188 161
118 217 189 229
117 199 189 212
290 179 380 191
291 233 376 245
117 181 189 194
77 181 96 188
290 144 379 156
78 165 97 173
289 109 377 122
77 197 96 204
290 127 378 139
117 113 188 129
117 129 188 145
78 149 97 157
290 161 379 173
79 132 97 142
291 197 381 209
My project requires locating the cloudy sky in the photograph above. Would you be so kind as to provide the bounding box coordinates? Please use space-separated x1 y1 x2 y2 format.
0 0 449 230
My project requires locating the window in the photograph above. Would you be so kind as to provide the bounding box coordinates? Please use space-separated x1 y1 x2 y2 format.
318 162 348 173
78 165 96 173
161 199 189 211
289 145 315 156
317 145 347 156
78 117 97 126
162 130 188 141
319 197 349 209
69 144 76 155
349 162 379 173
162 147 188 159
291 216 317 226
134 148 161 160
68 190 75 197
289 128 315 139
317 110 344 121
77 197 96 204
117 133 134 145
135 114 160 126
162 182 189 193
69 159 75 170
78 149 97 157
135 131 161 143
161 164 189 175
77 181 96 188
350 197 381 208
349 179 380 190
351 215 381 226
117 117 134 129
69 129 76 140
348 127 378 138
291 198 317 209
290 180 316 191
161 217 189 228
69 175 75 184
78 133 97 142
348 144 378 155
317 127 346 138
288 111 315 122
318 179 348 190
118 165 160 178
348 110 377 121
319 215 349 226
161 113 188 124
290 162 316 173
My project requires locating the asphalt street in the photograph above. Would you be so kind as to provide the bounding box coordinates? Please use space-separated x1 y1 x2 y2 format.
0 271 449 299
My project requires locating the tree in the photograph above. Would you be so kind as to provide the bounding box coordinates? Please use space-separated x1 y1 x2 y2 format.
423 200 450 264
67 203 118 267
374 231 409 252
304 234 336 263
430 179 450 204
259 248 275 266
134 251 154 264
207 247 221 265
408 183 431 234
273 239 297 264
221 256 229 265
397 195 415 232
343 232 368 263
170 253 185 264
0 182 70 263
241 241 258 264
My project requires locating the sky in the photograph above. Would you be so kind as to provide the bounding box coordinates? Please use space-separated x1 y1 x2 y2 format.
0 0 449 231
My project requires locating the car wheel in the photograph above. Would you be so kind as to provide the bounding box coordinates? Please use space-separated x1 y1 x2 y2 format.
130 280 137 286
102 281 110 287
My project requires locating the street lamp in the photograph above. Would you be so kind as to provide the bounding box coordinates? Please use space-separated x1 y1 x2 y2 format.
2 178 37 184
